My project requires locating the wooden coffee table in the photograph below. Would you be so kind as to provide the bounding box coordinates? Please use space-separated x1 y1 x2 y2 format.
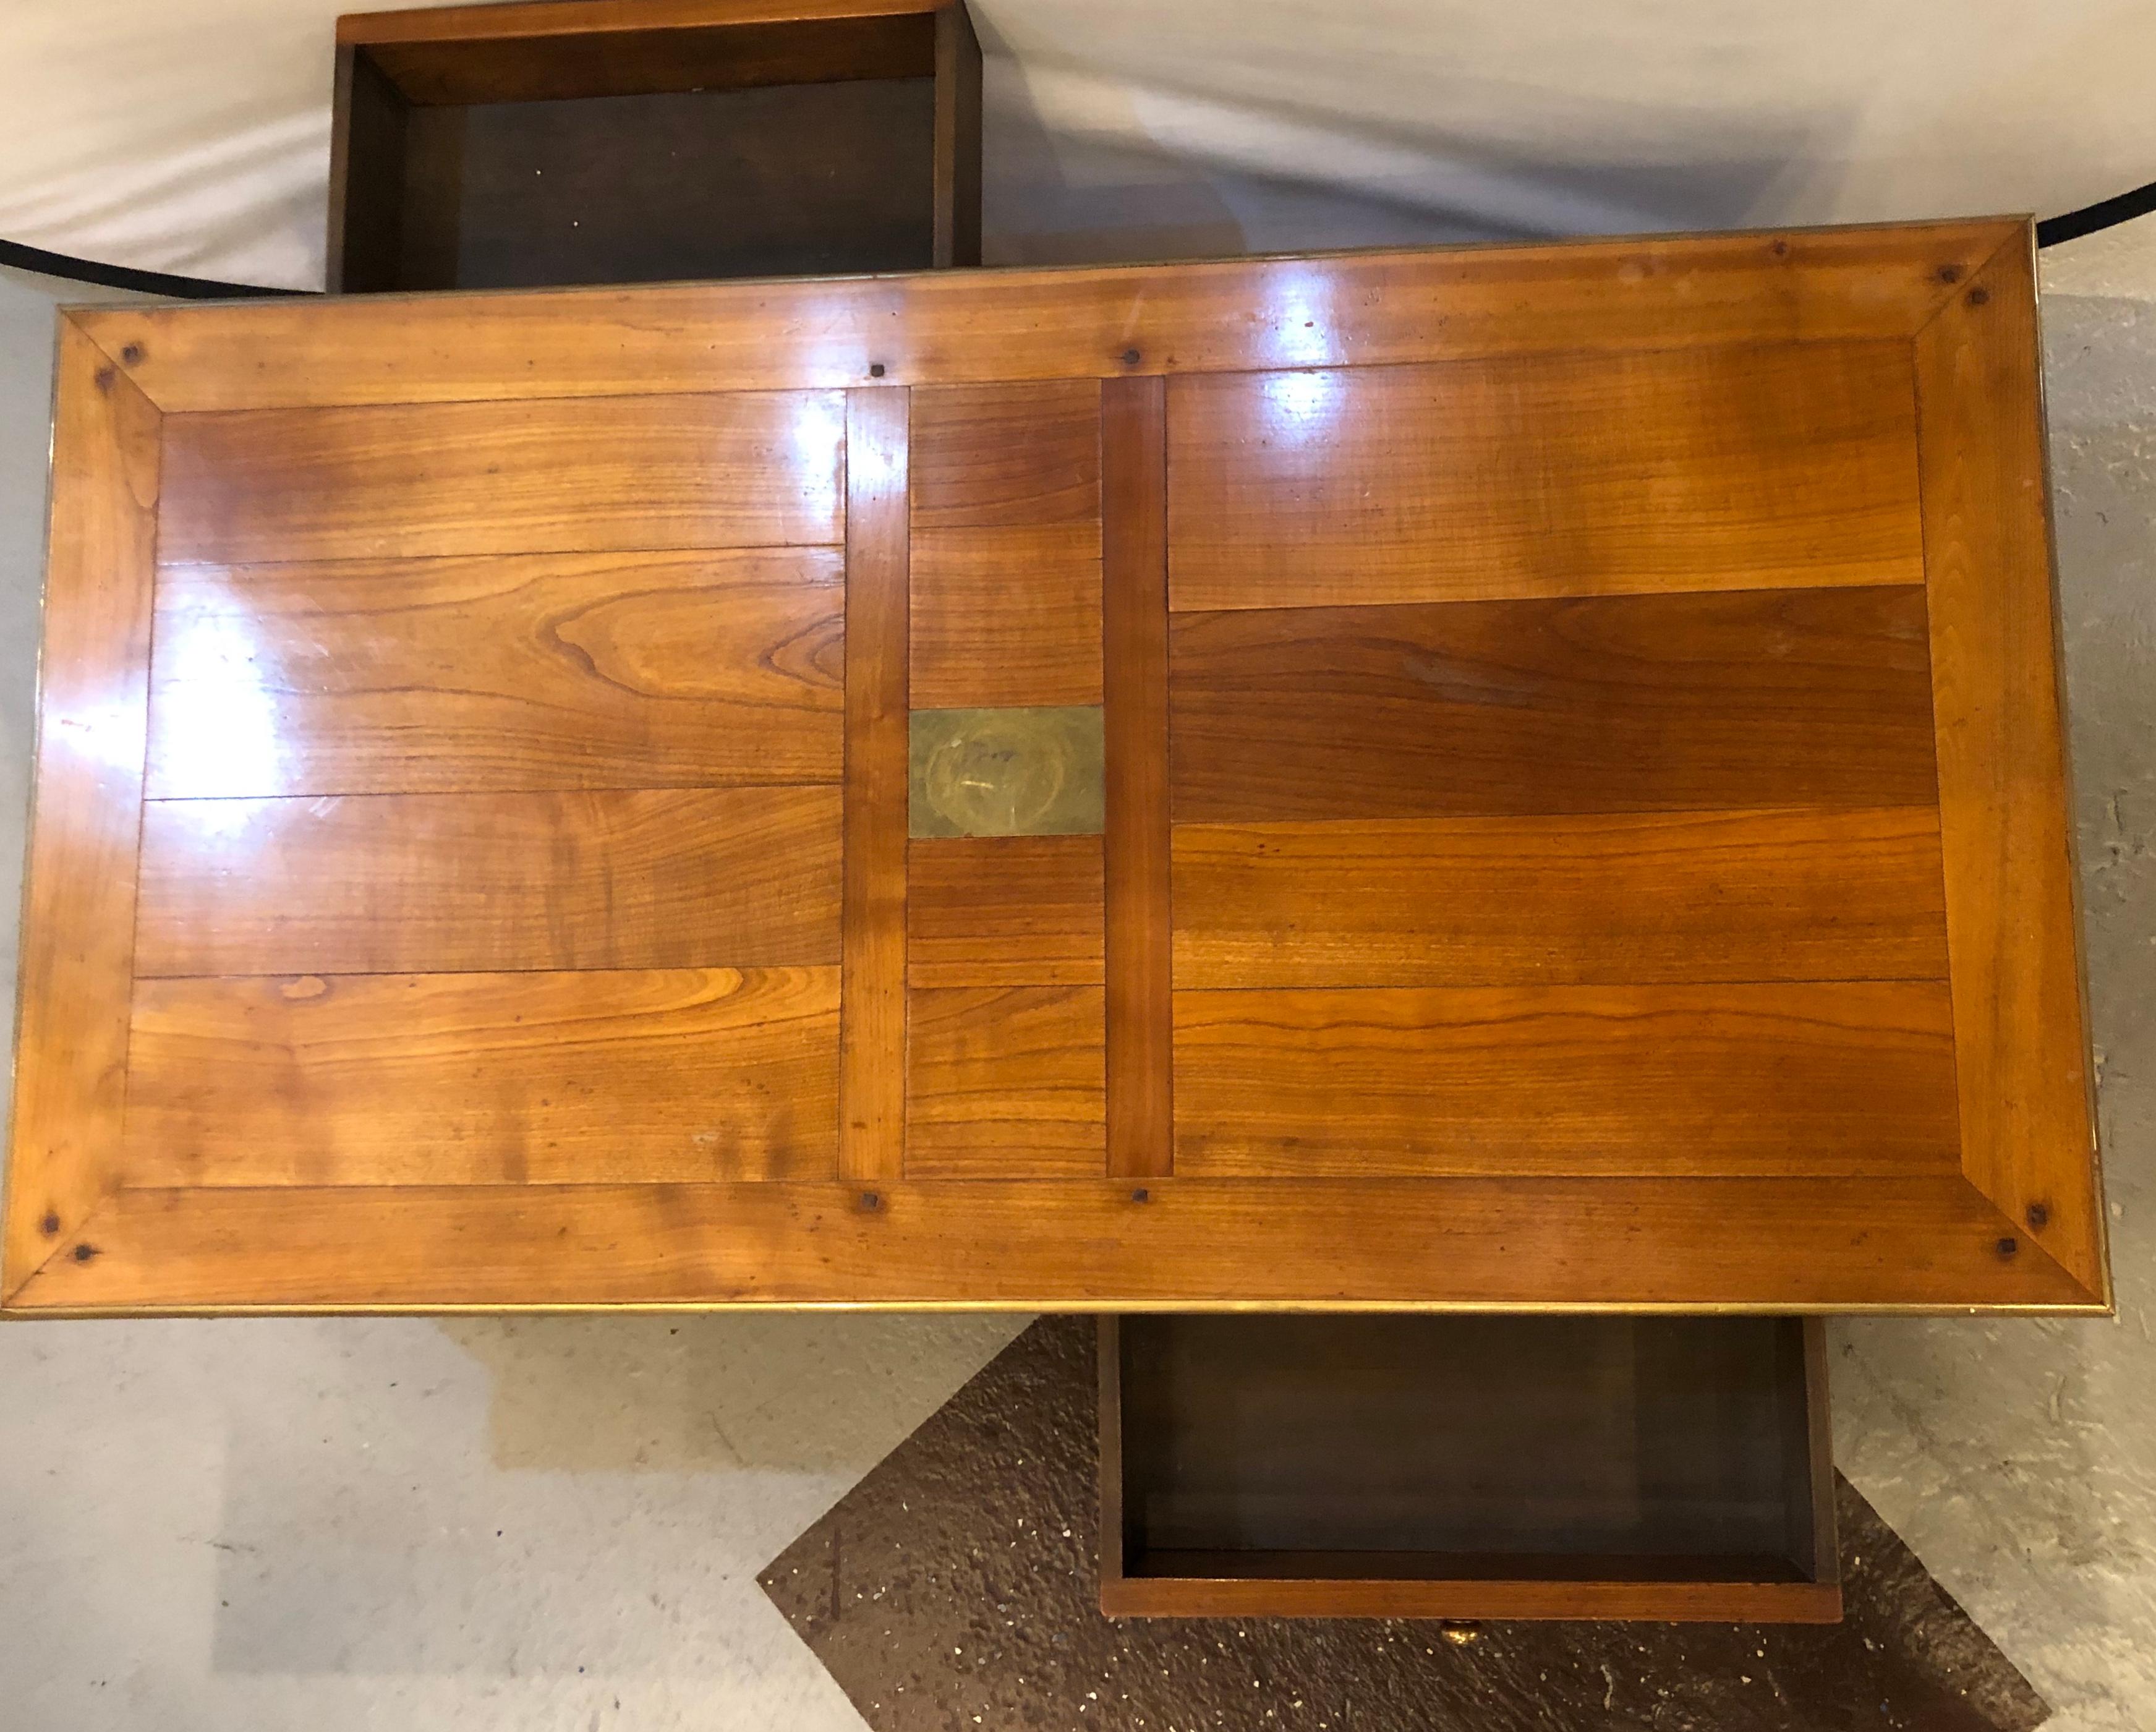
2 219 2105 1313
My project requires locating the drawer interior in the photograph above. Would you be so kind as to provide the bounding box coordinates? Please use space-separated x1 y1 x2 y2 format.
333 7 958 293
1102 1313 1836 1620
391 79 939 291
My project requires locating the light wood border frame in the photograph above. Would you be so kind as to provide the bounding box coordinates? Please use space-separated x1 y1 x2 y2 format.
3 218 2107 1313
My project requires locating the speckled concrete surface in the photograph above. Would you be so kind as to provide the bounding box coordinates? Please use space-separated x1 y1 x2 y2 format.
763 1316 2048 1732
1 211 2154 1730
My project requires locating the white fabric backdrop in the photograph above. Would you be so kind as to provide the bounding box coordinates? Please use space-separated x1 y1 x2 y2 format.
2 0 2153 289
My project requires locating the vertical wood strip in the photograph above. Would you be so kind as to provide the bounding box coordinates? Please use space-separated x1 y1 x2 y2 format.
1096 1317 1128 1608
1913 232 2105 1299
1101 375 1174 1177
931 1 982 268
840 387 911 1181
1796 1318 1840 1589
3 322 161 1295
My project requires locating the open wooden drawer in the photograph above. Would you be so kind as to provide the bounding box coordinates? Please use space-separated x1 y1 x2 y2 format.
1099 1315 1839 1622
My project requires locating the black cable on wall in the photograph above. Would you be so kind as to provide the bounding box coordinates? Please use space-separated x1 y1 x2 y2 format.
0 236 302 298
2036 179 2156 249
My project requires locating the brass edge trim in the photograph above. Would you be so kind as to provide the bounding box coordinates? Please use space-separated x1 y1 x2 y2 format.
4 1299 2116 1321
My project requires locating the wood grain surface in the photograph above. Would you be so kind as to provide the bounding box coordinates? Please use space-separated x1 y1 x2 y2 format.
136 787 842 976
147 549 845 796
351 6 941 108
4 221 2105 1314
909 380 1101 708
80 222 2008 414
127 968 840 1187
1172 808 1951 989
8 1175 2087 1312
1096 1573 1843 1624
1915 236 2105 1295
160 390 844 563
1169 587 1940 824
1101 377 1174 1179
2 324 161 1295
339 0 953 51
907 835 1103 986
905 986 1106 1175
840 388 912 1180
1172 984 1962 1179
1167 344 1924 612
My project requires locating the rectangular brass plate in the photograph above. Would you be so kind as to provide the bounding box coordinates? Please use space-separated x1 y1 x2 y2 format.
909 706 1106 838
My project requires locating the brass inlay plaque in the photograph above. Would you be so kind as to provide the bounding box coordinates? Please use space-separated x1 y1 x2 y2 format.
910 706 1106 838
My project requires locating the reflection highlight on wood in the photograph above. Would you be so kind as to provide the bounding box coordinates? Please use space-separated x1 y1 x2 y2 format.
1167 344 1925 611
1170 587 1940 824
148 548 845 796
1172 808 1951 989
137 785 842 976
1173 984 1962 1179
908 835 1104 986
127 967 840 1187
160 390 845 563
905 985 1106 1176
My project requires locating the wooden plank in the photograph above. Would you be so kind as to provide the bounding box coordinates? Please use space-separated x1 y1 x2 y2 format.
911 378 1102 532
1169 587 1940 824
1172 808 1950 989
908 835 1104 986
1097 1572 1842 1624
908 525 1099 709
355 9 940 108
147 548 845 797
1915 232 2105 1299
158 390 844 564
339 0 951 49
840 387 911 1180
1 323 161 1296
4 1174 2089 1312
905 986 1106 1176
909 381 1101 709
1166 343 1925 612
1172 984 1962 1179
1097 1318 1128 1596
1794 1319 1841 1589
126 967 840 1187
135 786 842 976
326 45 409 294
81 223 2013 415
1101 376 1174 1179
931 0 982 268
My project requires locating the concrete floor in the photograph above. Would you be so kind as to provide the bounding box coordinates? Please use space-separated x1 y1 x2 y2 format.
2 216 2153 1730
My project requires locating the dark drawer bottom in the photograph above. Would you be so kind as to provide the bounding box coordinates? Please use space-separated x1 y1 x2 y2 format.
1101 1315 1838 1622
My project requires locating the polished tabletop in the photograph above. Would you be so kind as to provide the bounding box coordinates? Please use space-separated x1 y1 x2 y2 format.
1 219 2106 1312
